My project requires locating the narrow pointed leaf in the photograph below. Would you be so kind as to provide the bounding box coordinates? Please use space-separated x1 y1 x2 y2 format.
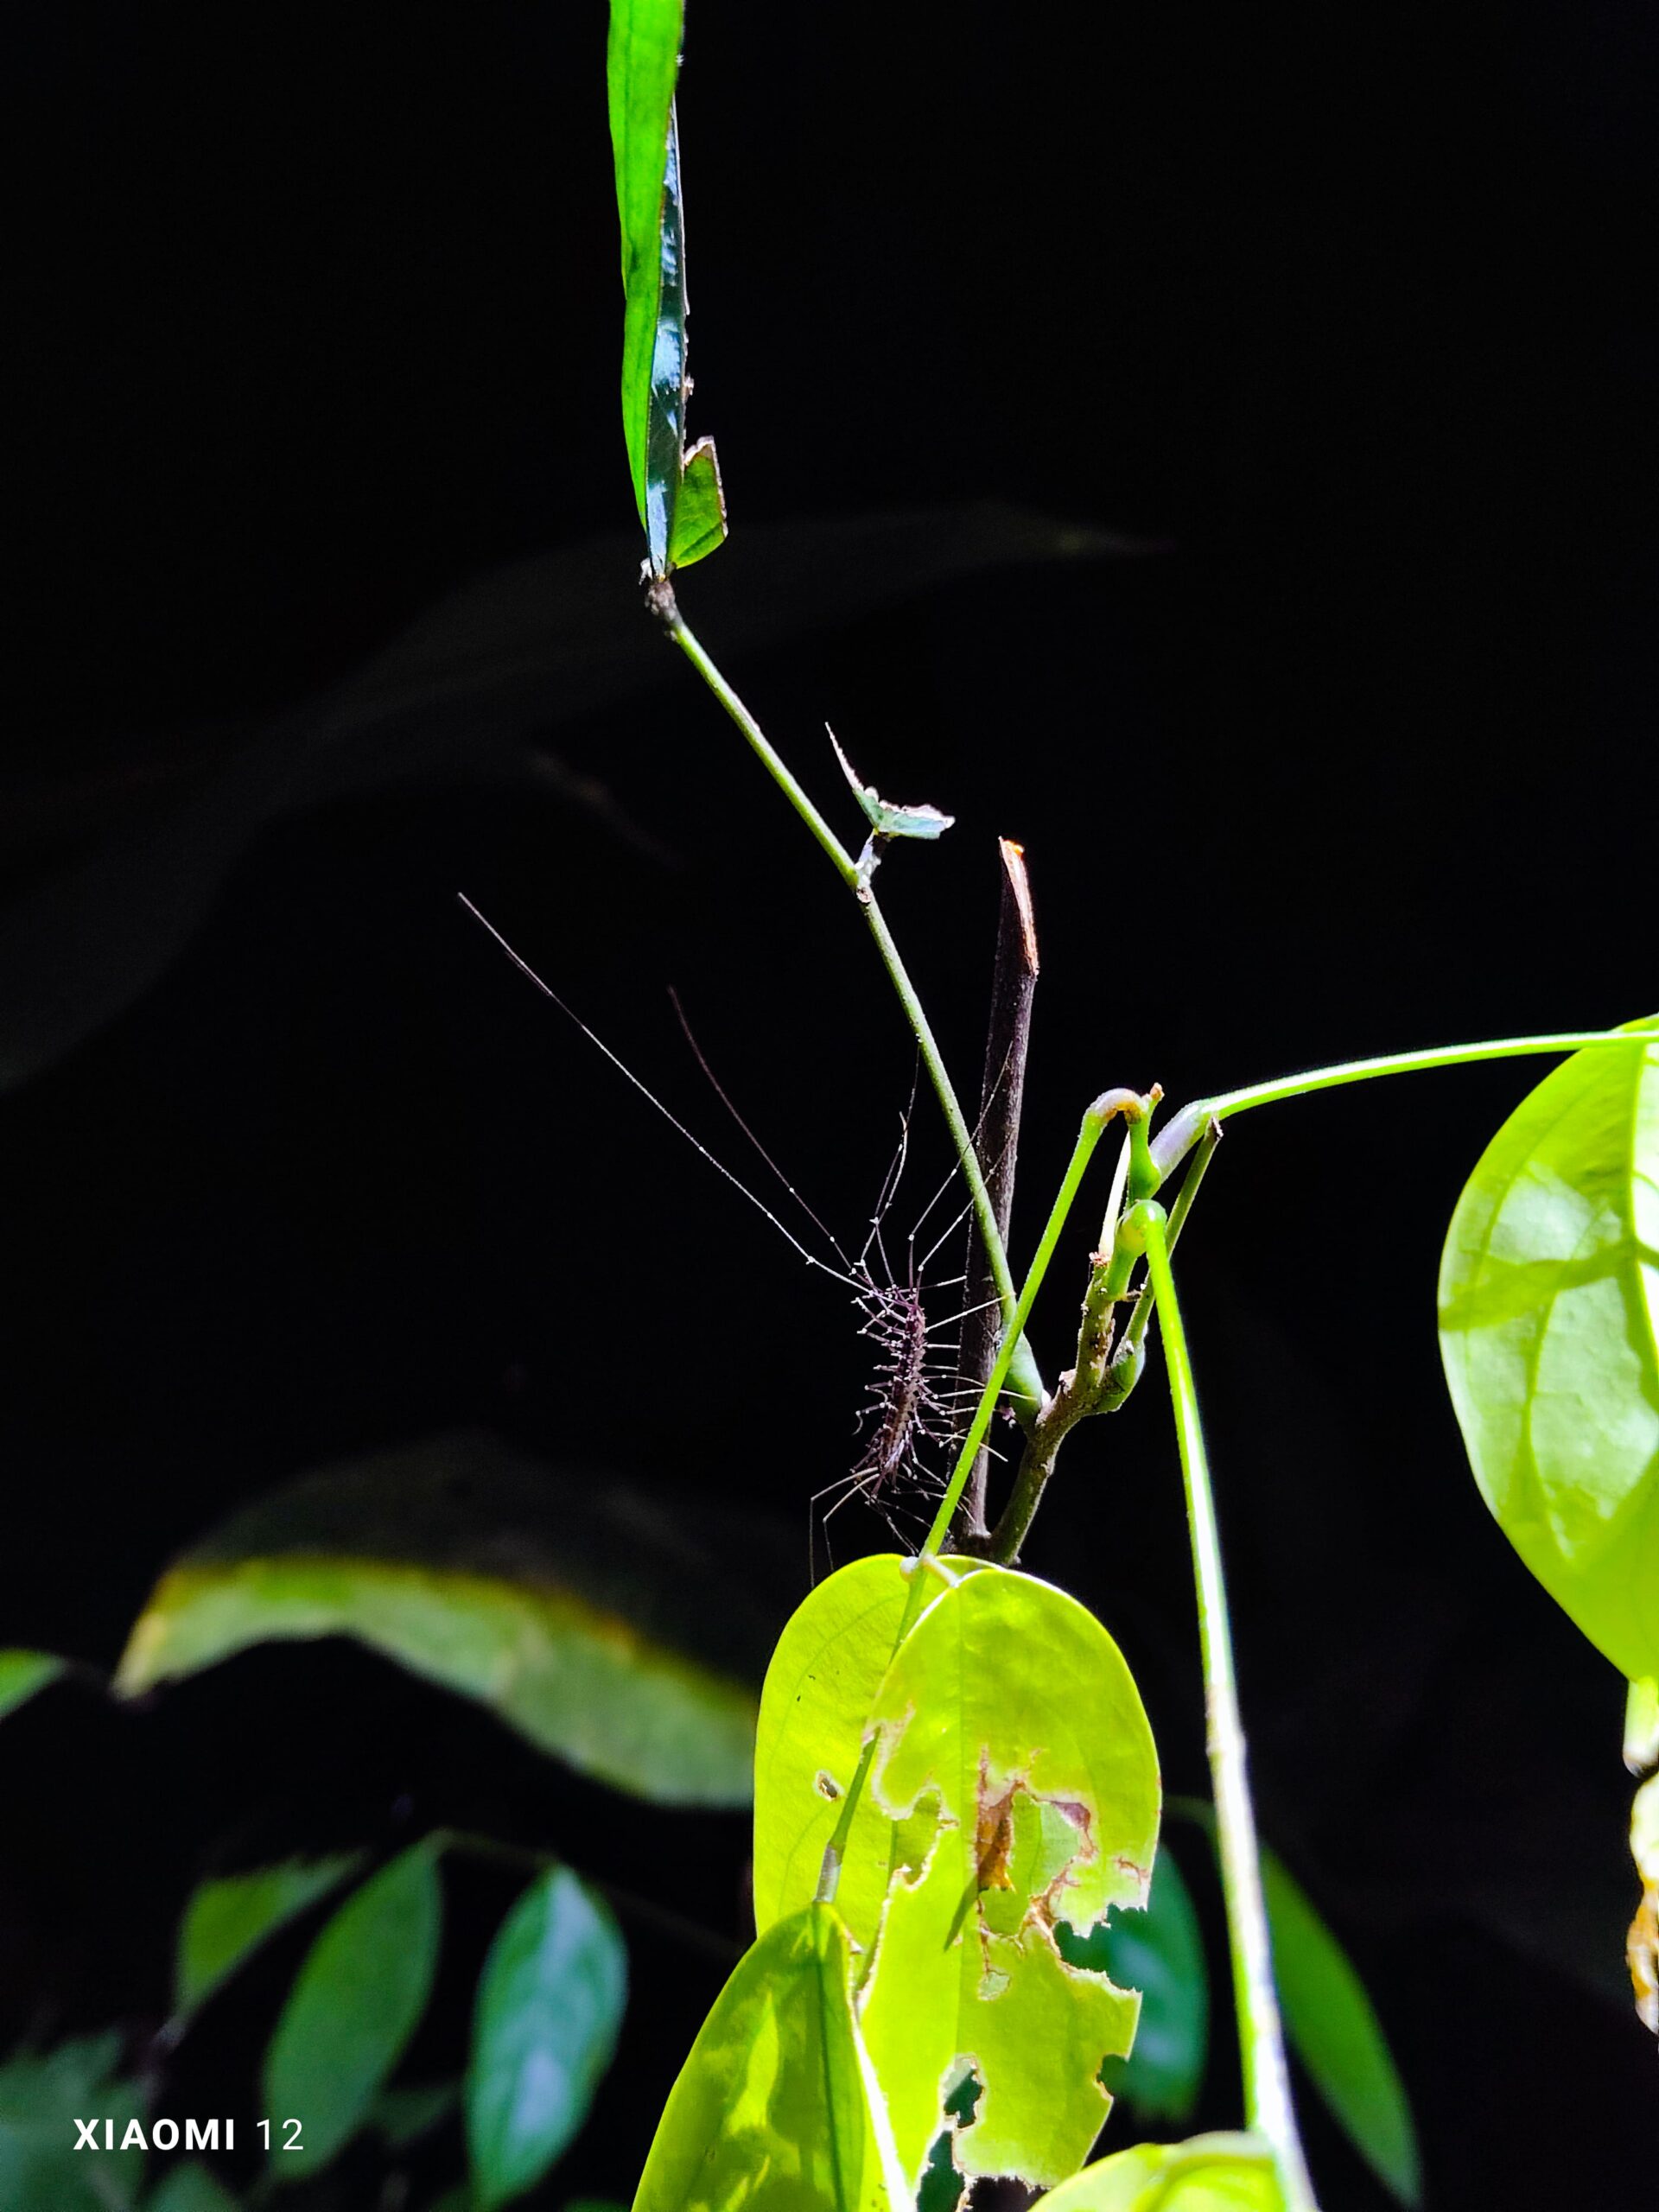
262 1840 442 2179
116 1435 765 1807
175 1854 365 2016
1031 2133 1283 2212
607 0 683 539
0 1651 65 1722
467 1866 627 2209
632 1904 904 2212
1260 1852 1421 2208
1440 1021 1659 1681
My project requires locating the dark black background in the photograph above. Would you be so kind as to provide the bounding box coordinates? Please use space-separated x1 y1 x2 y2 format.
3 3 1656 2207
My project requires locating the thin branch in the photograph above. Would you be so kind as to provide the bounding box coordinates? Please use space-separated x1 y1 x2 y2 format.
661 595 1043 1415
954 839 1040 1540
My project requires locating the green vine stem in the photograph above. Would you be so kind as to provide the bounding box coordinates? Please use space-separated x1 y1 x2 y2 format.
1152 1028 1659 1182
1136 1199 1319 2212
660 595 1043 1417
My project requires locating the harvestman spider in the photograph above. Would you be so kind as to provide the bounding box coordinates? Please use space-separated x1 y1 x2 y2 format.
459 897 1008 1567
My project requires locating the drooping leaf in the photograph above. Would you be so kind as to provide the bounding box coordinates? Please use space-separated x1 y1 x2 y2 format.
1261 1852 1421 2209
467 1866 627 2209
1032 2133 1282 2212
1089 1840 1208 2125
0 1650 65 1722
262 1840 443 2179
607 0 683 548
1439 1021 1659 1681
175 1854 365 2016
372 2081 458 2150
0 2033 146 2212
117 1433 770 1806
143 2164 242 2212
857 1565 1160 2189
1630 1771 1659 2033
632 1904 903 2212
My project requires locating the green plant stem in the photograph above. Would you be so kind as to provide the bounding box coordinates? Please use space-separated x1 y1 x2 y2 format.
815 1090 1138 1905
1152 1029 1659 1182
666 605 1042 1415
1139 1203 1318 2212
983 1116 1219 1564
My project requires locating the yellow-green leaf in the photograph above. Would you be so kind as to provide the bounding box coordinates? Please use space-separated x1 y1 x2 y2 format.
1439 1021 1659 1681
1033 2133 1283 2212
0 1651 65 1722
175 1854 366 2016
632 1904 904 2212
858 1566 1160 2189
114 1435 762 1807
753 1554 918 1945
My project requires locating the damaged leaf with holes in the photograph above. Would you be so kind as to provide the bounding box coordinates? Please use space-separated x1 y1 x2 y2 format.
859 1567 1160 2189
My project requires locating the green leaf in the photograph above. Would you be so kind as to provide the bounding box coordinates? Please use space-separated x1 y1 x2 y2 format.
666 438 728 570
1262 1852 1421 2208
371 2080 458 2150
830 733 955 844
116 1433 764 1807
467 1866 627 2208
1032 2133 1283 2212
144 2164 242 2212
0 2033 146 2212
633 1903 904 2212
856 1564 1160 2190
607 0 721 575
1090 1841 1208 2126
175 1853 365 2015
607 0 683 547
262 1840 443 2179
0 1649 65 1721
1439 1020 1659 1681
753 1553 917 1944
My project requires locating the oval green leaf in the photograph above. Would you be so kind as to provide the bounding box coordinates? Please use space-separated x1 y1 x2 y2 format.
1090 1840 1208 2126
175 1853 365 2017
857 1565 1160 2190
262 1840 442 2179
467 1866 627 2209
633 1903 904 2212
1261 1851 1421 2208
115 1434 765 1807
1439 1023 1659 1681
1033 2133 1282 2212
0 1650 67 1722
